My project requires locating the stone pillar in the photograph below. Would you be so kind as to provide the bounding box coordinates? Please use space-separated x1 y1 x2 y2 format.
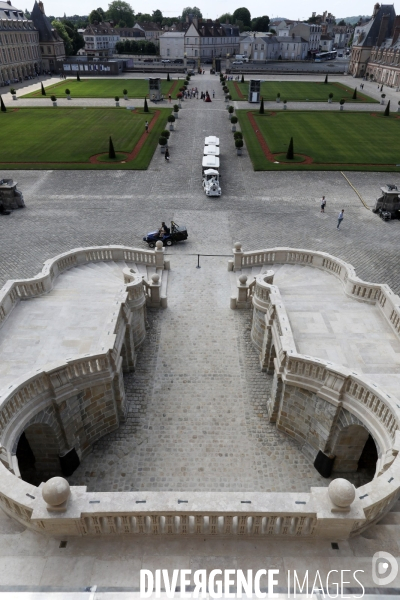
233 242 243 271
155 240 165 269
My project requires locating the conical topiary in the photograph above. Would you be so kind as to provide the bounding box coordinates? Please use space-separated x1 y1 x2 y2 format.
286 137 294 160
352 87 357 99
241 74 244 83
324 75 328 84
77 73 81 81
41 82 46 96
167 73 170 81
384 100 390 116
109 136 116 159
0 96 6 112
259 97 264 114
144 97 149 112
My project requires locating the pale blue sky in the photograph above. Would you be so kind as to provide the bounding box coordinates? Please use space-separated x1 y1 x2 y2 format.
39 0 392 22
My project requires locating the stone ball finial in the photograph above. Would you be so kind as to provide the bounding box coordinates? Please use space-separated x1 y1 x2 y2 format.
42 477 70 507
151 273 160 283
328 478 355 508
239 274 248 285
155 241 163 250
234 242 242 252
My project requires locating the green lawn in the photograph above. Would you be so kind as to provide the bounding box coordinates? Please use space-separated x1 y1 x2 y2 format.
0 107 170 169
227 81 377 103
23 78 177 99
237 110 400 171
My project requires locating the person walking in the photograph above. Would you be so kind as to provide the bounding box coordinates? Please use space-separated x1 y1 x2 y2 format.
145 121 149 134
164 147 170 162
168 94 171 103
212 89 215 98
320 196 326 213
337 209 344 229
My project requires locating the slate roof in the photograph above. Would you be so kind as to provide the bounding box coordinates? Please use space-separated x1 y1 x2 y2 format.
31 1 61 42
353 4 396 47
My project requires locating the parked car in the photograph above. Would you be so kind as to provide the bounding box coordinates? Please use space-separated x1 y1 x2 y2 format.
187 59 196 65
143 58 154 63
161 59 171 63
202 59 213 64
143 221 189 248
232 60 243 65
173 58 184 64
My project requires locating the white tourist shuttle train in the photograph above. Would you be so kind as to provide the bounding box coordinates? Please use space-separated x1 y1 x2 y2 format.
202 136 222 197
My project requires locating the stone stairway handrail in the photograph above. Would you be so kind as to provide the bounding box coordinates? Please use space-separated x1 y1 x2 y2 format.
0 245 165 327
233 244 400 339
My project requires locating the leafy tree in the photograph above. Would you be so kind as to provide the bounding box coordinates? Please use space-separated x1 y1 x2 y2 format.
233 7 251 27
52 20 73 55
24 9 31 18
106 0 135 27
89 9 103 23
269 27 276 34
218 12 233 23
306 15 317 24
115 39 157 54
286 137 294 160
181 6 202 20
152 9 163 23
337 19 346 26
63 20 85 55
251 15 270 31
135 12 152 22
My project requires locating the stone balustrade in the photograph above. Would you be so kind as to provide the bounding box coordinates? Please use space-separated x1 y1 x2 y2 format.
231 244 400 536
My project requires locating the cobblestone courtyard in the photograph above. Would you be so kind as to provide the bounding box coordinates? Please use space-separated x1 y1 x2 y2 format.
1 72 400 495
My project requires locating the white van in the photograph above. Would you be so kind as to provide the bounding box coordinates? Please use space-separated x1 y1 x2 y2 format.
235 55 249 62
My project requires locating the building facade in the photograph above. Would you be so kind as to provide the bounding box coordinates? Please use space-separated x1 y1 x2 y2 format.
83 22 119 58
291 23 322 53
0 0 42 84
366 15 400 85
31 1 65 73
184 20 240 59
159 31 184 59
133 21 161 43
348 2 396 77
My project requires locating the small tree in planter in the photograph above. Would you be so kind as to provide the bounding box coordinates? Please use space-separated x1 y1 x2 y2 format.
234 131 243 140
50 94 57 106
177 92 183 107
231 115 238 131
161 130 170 143
259 97 264 114
10 88 16 100
276 92 281 103
384 100 390 116
286 137 294 159
352 87 357 100
235 138 243 155
41 82 46 96
109 136 116 159
173 104 179 117
328 92 333 103
179 86 186 93
381 93 386 105
339 98 345 110
115 95 120 107
159 136 167 153
225 93 231 104
65 88 71 100
168 114 175 131
283 99 287 110
123 88 128 100
228 105 234 118
144 97 149 112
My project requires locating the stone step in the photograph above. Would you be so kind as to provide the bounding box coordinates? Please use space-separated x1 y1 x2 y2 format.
376 511 400 525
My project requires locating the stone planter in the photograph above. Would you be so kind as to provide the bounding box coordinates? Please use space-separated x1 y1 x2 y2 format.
124 95 128 100
340 105 344 110
67 95 71 100
173 112 178 118
328 98 332 103
231 124 237 132
398 107 400 112
237 148 242 156
380 99 385 105
169 124 174 131
276 97 281 103
52 101 57 107
160 146 166 154
283 104 287 110
178 101 182 108
12 95 17 101
115 102 120 107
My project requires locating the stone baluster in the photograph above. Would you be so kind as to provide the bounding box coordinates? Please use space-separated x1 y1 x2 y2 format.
154 240 165 269
148 274 161 307
233 242 244 271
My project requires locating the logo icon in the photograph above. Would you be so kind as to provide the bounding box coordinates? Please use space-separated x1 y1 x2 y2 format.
372 551 399 586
